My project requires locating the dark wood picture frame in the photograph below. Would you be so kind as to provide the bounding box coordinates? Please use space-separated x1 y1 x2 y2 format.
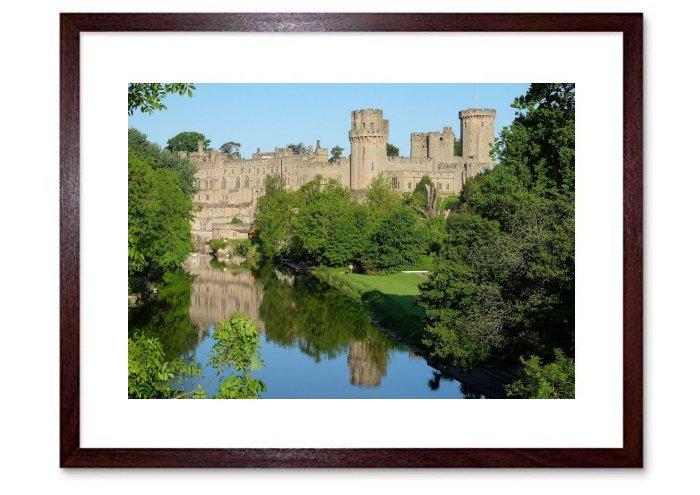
60 12 643 468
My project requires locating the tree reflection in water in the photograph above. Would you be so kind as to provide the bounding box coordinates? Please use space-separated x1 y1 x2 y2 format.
257 265 401 387
129 257 479 396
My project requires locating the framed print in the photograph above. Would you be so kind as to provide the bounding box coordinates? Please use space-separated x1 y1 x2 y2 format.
60 13 643 467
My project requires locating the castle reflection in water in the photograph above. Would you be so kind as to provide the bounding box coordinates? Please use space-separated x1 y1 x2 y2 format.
184 254 392 388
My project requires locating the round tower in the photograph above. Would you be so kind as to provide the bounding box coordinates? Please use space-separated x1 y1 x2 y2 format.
459 108 496 165
349 109 389 190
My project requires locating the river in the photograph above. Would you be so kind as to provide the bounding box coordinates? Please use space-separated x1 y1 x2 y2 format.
128 254 485 398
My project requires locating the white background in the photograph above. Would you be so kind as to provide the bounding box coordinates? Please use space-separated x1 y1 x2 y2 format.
81 31 621 449
1 0 697 492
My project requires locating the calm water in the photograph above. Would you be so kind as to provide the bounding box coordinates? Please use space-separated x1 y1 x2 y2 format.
129 254 484 399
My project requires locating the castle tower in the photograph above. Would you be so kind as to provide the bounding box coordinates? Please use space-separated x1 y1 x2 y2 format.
459 108 496 165
349 109 389 189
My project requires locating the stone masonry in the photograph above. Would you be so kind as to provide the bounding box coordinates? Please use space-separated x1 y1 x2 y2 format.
187 107 495 243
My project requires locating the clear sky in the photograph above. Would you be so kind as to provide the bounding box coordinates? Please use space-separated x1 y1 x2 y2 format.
128 83 531 158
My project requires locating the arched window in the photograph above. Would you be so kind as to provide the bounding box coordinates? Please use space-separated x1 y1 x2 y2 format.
243 176 250 188
221 178 226 189
446 183 450 190
438 182 443 190
391 177 399 189
235 176 241 189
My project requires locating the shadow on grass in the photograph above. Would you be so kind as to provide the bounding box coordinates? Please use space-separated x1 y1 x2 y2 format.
360 290 425 346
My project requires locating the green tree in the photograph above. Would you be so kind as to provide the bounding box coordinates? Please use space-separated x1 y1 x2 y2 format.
364 173 402 224
128 83 196 115
386 143 400 157
324 202 372 266
219 141 241 158
363 206 428 273
128 331 201 399
330 145 344 162
128 128 198 197
294 177 350 263
287 142 306 155
128 313 266 399
166 131 211 153
208 314 266 399
253 175 300 258
420 83 575 372
505 349 575 399
454 138 462 157
128 151 193 281
410 176 434 210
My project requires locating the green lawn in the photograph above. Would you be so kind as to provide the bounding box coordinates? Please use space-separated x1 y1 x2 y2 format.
315 268 428 344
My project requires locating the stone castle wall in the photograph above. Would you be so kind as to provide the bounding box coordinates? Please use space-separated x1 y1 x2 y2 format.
189 107 496 244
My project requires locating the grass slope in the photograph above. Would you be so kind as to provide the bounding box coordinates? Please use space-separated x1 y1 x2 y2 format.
315 268 427 345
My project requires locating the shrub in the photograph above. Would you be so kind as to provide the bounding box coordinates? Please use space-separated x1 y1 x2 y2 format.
505 349 575 399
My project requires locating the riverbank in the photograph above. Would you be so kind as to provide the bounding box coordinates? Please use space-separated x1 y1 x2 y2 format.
313 267 427 346
313 266 513 398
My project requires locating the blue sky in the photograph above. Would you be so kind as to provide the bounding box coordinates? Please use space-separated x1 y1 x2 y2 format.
128 83 530 157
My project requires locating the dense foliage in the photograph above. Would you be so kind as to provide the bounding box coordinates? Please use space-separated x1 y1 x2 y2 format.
165 131 211 153
128 270 199 360
363 206 428 272
386 143 400 156
330 145 344 162
128 313 266 399
252 173 441 272
127 83 196 115
128 130 194 290
287 143 307 155
219 141 241 158
419 84 575 385
128 331 201 399
505 349 575 399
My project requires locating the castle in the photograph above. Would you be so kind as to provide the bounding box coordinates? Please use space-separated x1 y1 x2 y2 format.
187 107 496 243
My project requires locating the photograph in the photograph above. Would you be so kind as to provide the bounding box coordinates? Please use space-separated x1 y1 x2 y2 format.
127 82 575 400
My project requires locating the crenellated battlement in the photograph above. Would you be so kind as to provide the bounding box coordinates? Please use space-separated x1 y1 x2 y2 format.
459 108 497 120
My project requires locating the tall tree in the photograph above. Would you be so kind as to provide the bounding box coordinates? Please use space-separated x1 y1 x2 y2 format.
294 177 350 263
287 143 307 155
419 83 575 372
128 83 196 115
219 141 241 158
330 145 344 162
386 143 400 157
253 176 300 258
166 131 211 153
364 173 402 225
129 128 198 197
363 206 427 273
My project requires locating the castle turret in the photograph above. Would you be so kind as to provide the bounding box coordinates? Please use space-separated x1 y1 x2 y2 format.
349 109 388 189
459 108 496 165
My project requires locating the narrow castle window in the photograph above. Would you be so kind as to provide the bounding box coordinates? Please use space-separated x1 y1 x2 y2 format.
362 123 365 130
243 176 250 188
391 177 399 189
221 178 226 189
408 182 412 190
371 162 374 171
371 122 374 130
446 183 450 190
235 177 241 189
